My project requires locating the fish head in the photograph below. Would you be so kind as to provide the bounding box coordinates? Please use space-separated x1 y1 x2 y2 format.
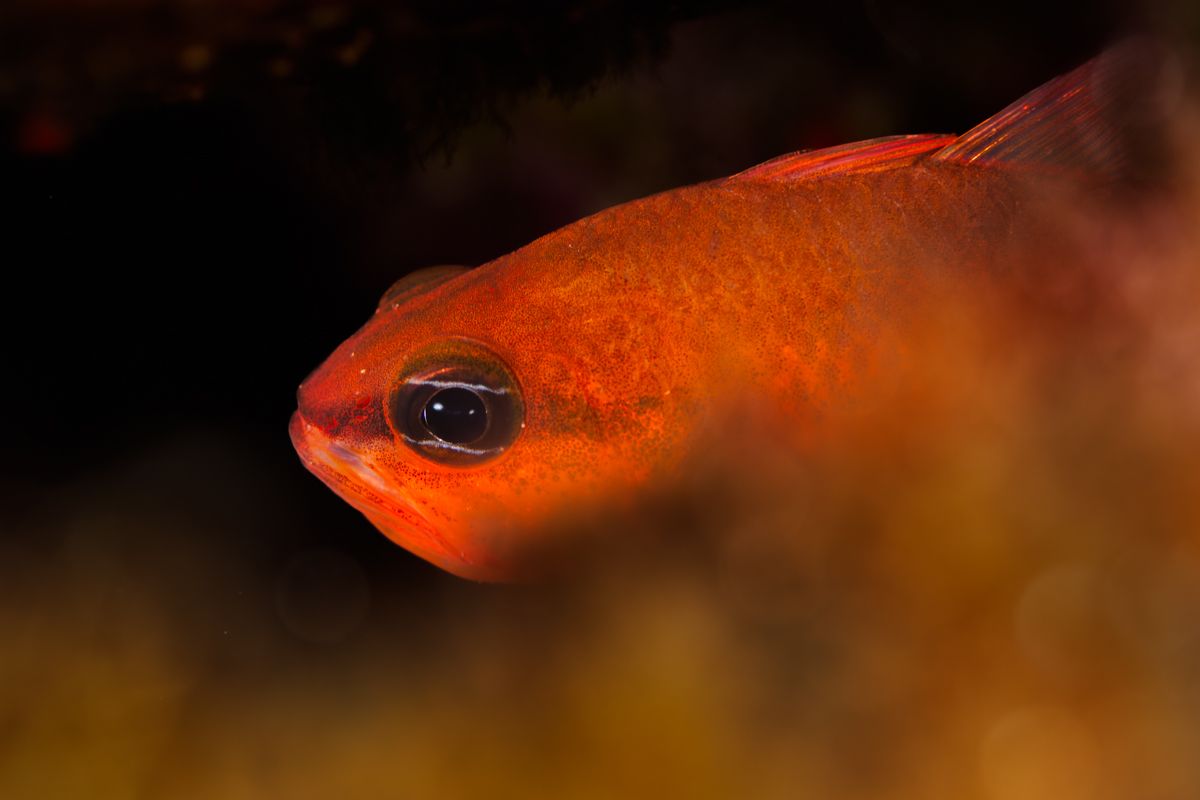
290 263 543 580
290 227 695 581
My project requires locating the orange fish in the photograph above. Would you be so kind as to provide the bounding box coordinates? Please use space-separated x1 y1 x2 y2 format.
290 46 1166 580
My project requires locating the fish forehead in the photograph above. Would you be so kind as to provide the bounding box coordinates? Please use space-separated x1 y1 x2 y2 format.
448 164 1026 339
512 163 1018 273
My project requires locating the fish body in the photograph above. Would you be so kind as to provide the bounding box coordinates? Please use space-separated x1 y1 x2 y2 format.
291 46 1162 580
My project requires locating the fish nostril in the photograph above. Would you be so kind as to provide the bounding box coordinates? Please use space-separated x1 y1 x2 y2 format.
294 372 349 437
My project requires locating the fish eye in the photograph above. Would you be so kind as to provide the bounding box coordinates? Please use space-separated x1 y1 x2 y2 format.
388 342 523 466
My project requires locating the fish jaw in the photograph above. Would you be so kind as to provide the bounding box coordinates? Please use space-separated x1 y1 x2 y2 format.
287 411 511 581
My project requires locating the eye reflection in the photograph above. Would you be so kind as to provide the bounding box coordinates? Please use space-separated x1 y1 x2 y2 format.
421 388 488 444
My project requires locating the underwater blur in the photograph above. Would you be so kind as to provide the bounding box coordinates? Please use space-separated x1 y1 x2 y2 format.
4 2 1200 798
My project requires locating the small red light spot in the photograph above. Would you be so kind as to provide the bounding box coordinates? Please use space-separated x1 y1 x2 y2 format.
17 112 72 156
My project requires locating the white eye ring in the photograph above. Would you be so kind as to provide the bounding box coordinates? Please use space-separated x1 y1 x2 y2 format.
400 435 503 457
405 378 510 395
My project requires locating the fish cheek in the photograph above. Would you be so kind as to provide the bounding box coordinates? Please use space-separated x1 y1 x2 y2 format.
516 376 606 482
381 451 535 568
515 390 643 501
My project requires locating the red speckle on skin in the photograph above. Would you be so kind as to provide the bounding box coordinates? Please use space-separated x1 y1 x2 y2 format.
351 395 375 423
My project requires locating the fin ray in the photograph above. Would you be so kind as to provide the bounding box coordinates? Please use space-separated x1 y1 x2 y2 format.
931 41 1170 183
731 134 956 183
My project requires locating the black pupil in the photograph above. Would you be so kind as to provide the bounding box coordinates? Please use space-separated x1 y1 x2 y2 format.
421 388 488 444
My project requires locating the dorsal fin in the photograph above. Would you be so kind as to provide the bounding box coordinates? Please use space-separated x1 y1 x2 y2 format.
931 41 1172 184
729 42 1171 188
731 134 956 183
375 265 469 313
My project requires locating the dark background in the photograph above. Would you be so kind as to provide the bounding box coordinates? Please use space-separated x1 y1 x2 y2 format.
2 2 1198 796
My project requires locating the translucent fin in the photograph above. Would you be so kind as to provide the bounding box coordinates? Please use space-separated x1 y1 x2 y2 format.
731 134 956 183
931 41 1173 184
376 265 469 312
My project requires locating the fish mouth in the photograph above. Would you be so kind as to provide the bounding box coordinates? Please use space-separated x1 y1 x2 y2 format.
288 411 499 579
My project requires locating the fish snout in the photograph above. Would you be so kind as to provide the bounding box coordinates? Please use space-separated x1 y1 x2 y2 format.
288 410 509 581
294 370 345 438
293 354 393 444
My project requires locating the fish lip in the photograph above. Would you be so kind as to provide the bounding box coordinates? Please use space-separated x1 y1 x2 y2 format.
288 411 478 573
